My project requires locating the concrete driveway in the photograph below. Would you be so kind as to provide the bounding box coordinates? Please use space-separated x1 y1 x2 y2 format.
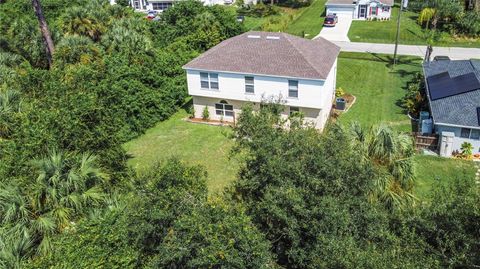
316 14 352 42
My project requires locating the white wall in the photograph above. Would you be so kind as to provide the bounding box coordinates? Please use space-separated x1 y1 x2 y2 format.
326 5 355 18
192 96 326 129
186 65 336 110
436 124 480 154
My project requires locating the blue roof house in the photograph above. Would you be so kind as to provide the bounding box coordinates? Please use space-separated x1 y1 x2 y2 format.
423 59 480 156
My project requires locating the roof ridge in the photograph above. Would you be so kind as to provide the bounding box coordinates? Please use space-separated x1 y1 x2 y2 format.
283 34 324 77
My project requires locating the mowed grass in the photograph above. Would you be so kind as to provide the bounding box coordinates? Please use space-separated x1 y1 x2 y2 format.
123 109 238 193
336 52 422 131
348 3 480 48
286 0 327 38
414 155 477 199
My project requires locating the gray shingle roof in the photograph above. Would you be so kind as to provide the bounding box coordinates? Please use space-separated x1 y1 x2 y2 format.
183 31 340 80
326 0 394 6
423 60 480 128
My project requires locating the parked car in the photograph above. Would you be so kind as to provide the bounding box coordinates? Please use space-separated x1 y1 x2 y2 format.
323 14 338 27
146 10 157 20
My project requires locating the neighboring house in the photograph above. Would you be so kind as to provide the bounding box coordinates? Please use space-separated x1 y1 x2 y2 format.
325 0 393 20
111 0 233 12
422 59 480 156
183 31 341 130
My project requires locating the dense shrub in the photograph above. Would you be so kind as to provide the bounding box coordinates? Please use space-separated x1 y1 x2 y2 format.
237 2 279 17
455 11 480 36
402 72 428 118
25 160 275 268
0 0 245 265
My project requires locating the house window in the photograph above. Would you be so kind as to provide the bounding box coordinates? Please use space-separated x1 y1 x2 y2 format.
151 2 173 10
245 76 254 94
200 72 219 90
461 128 471 138
470 129 480 140
288 80 298 98
133 0 140 9
215 100 234 117
371 7 377 16
289 106 300 116
382 6 390 12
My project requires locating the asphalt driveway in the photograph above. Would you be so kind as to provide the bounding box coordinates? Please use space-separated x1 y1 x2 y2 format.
316 14 352 42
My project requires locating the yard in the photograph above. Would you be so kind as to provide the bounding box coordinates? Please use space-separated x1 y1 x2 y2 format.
414 155 477 199
123 109 238 194
285 0 327 38
124 52 476 197
348 3 480 48
244 0 327 38
336 52 422 131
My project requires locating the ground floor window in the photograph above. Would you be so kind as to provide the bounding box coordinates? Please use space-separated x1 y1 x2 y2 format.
151 2 173 11
382 6 390 12
470 129 480 140
461 128 480 140
289 106 300 116
215 100 234 117
133 0 140 9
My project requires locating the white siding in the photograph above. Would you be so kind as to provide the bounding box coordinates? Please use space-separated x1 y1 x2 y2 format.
435 124 480 154
326 5 355 17
186 67 335 110
186 61 337 130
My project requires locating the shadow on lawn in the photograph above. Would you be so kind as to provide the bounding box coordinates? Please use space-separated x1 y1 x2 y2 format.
339 52 421 69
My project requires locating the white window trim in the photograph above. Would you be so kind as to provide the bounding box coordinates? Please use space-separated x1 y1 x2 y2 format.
462 128 480 140
215 102 234 117
200 72 219 91
289 106 300 116
245 76 255 94
288 80 299 99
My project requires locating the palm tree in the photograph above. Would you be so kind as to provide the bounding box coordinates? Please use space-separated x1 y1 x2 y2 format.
62 7 105 41
0 151 108 259
0 89 22 138
31 0 54 68
348 123 416 210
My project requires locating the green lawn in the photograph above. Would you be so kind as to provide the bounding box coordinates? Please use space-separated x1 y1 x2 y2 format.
414 155 477 199
243 0 326 38
285 0 327 38
336 52 422 131
348 3 480 48
244 7 304 31
123 109 238 194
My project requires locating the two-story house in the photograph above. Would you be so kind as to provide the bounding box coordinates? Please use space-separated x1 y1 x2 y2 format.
183 31 341 130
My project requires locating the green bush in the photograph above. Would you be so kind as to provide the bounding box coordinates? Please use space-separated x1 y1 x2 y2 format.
237 2 279 17
202 105 210 120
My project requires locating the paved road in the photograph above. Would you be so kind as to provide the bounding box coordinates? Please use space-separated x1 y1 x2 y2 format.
317 15 352 42
328 41 480 60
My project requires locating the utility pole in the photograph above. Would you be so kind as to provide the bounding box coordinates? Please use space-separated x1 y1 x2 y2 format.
393 0 404 66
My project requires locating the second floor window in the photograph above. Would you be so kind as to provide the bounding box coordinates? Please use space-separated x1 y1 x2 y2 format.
200 72 219 90
152 2 173 10
245 76 254 93
288 80 298 98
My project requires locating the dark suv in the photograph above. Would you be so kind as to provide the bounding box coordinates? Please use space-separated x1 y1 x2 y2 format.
323 14 338 27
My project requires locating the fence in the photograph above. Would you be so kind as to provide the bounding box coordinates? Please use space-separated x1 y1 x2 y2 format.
412 132 439 151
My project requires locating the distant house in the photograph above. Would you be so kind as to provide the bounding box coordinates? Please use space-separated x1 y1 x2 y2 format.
423 59 480 156
111 0 233 12
183 31 341 130
325 0 393 20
